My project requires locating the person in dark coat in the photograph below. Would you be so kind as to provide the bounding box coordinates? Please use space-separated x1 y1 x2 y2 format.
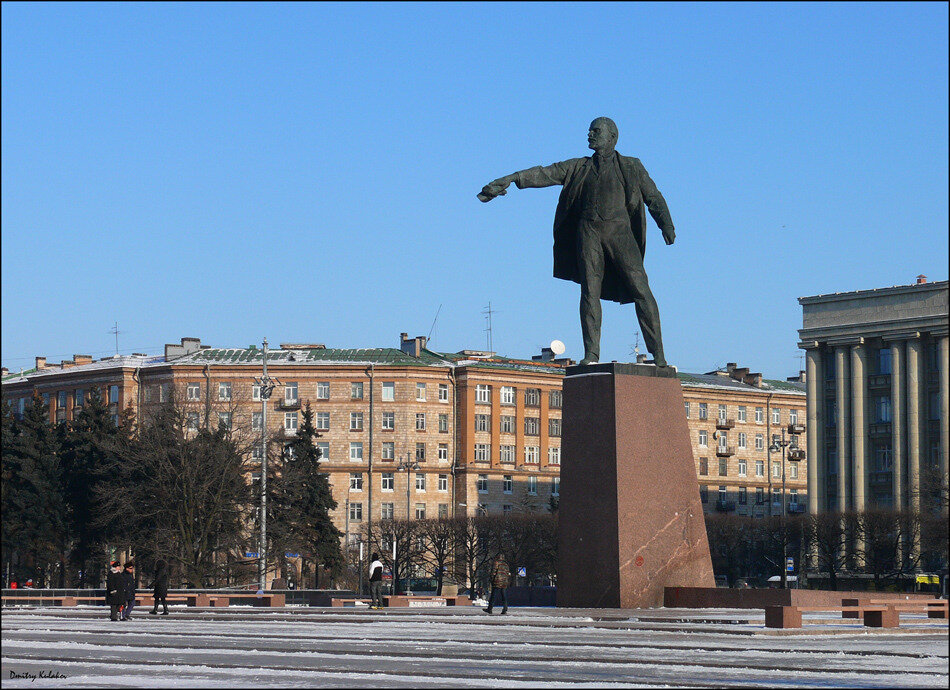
106 561 124 621
149 559 170 615
120 562 136 620
483 554 510 615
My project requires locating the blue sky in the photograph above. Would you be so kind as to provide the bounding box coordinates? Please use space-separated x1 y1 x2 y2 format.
2 2 947 378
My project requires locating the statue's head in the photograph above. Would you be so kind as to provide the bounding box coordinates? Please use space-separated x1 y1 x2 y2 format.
588 117 618 152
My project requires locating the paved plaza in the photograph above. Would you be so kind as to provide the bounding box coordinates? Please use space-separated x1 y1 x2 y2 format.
2 606 947 687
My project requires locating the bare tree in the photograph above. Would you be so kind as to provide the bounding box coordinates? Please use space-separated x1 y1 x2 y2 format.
96 398 253 588
452 516 495 595
418 517 455 594
704 514 755 586
802 511 856 591
363 518 424 595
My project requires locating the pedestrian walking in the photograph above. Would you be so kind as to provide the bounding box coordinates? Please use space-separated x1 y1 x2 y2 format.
368 553 384 610
483 554 510 615
106 561 124 621
120 562 136 620
148 559 169 615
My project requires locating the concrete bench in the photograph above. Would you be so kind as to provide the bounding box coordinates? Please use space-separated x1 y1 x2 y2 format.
214 593 285 607
842 598 948 620
2 596 77 607
383 595 471 607
331 598 374 607
765 605 895 629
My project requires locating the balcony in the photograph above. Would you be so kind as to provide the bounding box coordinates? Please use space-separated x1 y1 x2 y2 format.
715 445 736 457
282 427 298 438
788 448 806 462
787 423 806 435
716 500 736 512
788 504 806 514
867 373 891 389
870 470 892 485
715 418 736 430
276 399 300 411
868 422 892 436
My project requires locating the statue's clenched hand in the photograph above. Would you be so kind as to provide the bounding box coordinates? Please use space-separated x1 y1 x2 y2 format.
477 177 513 202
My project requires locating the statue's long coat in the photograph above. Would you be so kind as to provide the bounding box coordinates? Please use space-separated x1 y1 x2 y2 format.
513 153 675 304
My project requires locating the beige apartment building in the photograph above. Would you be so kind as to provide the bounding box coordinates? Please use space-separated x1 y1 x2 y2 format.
798 277 949 515
1 334 567 547
3 333 810 565
680 363 808 517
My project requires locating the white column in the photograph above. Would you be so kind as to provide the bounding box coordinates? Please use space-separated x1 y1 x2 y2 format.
835 346 851 512
890 340 905 510
851 343 868 512
806 348 823 514
906 338 923 513
939 335 949 506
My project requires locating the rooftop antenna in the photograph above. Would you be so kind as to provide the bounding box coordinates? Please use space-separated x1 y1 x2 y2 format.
628 331 641 358
427 303 443 345
793 352 805 370
482 302 496 352
109 321 122 355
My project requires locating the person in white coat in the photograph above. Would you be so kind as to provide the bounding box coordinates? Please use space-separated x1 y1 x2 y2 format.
368 553 384 610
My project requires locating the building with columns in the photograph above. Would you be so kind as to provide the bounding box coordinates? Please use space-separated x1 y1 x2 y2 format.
798 277 949 515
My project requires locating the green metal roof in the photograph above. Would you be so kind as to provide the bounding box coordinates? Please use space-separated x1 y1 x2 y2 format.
180 346 450 367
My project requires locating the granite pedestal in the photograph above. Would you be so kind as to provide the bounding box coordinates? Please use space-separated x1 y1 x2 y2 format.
557 363 714 608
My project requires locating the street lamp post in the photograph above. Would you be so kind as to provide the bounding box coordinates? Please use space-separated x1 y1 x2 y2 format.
396 452 420 595
770 424 805 589
254 338 279 591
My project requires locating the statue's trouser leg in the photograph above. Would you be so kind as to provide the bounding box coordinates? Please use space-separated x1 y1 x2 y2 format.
578 220 606 361
600 220 666 365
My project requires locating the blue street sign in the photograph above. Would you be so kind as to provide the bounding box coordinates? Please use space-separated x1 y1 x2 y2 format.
786 557 795 572
245 552 260 558
517 567 527 577
285 553 300 558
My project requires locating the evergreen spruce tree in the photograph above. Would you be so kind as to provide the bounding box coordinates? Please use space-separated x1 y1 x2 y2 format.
1 396 68 586
281 403 343 588
60 386 124 586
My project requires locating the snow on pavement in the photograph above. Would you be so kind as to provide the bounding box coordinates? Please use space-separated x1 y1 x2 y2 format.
2 607 947 688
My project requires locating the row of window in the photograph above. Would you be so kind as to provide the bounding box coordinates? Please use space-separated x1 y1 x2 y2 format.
698 457 800 479
696 429 801 452
823 343 941 379
473 385 562 408
699 485 800 505
348 471 452 493
296 441 450 463
825 393 942 426
31 385 121 413
474 414 561 436
264 410 452 433
475 474 558 496
187 380 453 404
347 501 450 521
684 401 800 425
473 444 560 465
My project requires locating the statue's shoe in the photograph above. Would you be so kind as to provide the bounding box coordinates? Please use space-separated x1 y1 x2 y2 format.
578 357 599 366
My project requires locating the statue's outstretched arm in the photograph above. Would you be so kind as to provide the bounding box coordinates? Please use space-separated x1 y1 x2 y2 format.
478 160 574 202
